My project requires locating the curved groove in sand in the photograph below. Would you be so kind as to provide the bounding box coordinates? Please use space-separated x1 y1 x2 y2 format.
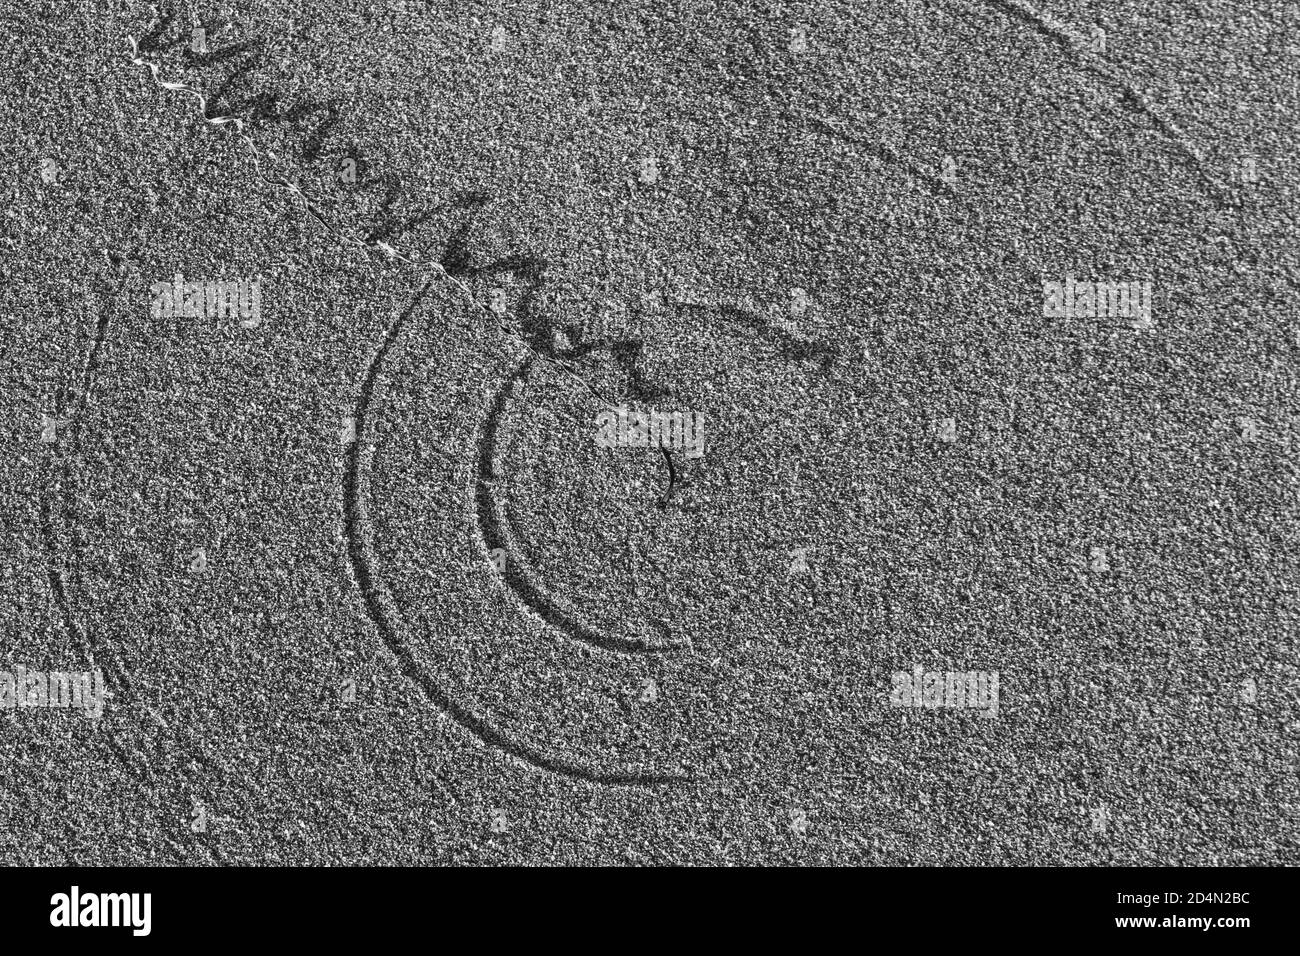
473 357 685 655
343 282 689 786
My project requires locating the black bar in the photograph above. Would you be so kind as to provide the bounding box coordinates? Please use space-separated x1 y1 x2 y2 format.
0 866 1274 944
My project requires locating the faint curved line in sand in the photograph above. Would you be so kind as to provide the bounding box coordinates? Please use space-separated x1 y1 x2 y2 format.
974 0 1234 204
40 287 230 864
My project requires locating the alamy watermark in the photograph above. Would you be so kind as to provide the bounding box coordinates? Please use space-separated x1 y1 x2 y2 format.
890 665 999 717
150 273 262 327
1 665 104 718
593 406 705 458
50 887 150 936
1042 276 1153 325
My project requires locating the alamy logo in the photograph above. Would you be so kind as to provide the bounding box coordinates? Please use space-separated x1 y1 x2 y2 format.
50 887 151 936
890 665 999 718
593 407 705 458
150 273 262 327
0 665 104 718
1042 276 1152 325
